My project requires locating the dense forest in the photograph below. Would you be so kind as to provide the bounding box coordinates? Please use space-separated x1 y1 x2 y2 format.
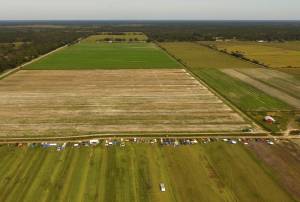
1 21 300 73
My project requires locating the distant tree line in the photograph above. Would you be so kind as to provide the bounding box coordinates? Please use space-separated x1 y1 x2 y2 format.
1 21 300 72
86 21 300 42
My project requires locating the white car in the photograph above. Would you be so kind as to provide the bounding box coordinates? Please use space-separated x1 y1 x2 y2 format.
160 183 166 192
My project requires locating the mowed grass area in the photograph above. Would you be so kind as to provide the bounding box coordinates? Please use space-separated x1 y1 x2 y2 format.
82 32 148 43
205 41 300 68
0 143 295 202
25 40 181 70
159 42 261 69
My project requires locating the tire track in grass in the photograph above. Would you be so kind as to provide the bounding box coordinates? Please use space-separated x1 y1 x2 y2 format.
56 148 80 202
130 145 139 202
22 149 61 202
7 149 49 202
162 145 233 202
103 146 136 202
44 147 75 202
114 145 136 202
154 145 179 202
96 146 107 202
0 148 28 192
82 147 98 201
65 147 90 202
0 146 15 163
78 146 106 202
0 146 22 178
41 146 70 202
202 142 295 202
132 145 155 202
102 147 117 202
0 147 38 201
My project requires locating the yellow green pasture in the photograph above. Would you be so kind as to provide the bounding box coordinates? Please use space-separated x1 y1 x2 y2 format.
159 42 261 69
206 41 300 68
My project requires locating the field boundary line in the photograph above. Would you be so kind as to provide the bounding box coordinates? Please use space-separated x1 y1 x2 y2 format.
197 42 267 68
0 37 86 80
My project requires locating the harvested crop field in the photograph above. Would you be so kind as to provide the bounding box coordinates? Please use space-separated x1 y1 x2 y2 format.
0 142 296 202
0 69 254 137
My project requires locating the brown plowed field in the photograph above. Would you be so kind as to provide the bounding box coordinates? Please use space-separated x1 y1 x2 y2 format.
0 69 253 137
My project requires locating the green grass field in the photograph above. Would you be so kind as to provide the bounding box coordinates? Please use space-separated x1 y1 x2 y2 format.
0 143 295 202
205 41 300 68
159 42 261 69
25 42 181 70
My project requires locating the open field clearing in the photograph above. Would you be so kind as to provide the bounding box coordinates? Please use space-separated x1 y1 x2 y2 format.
25 40 180 70
0 142 296 202
159 42 260 69
221 69 300 109
0 69 254 137
205 41 300 68
82 32 148 42
235 68 300 99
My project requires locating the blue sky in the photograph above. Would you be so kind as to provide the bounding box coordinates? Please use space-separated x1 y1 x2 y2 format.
0 0 299 20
